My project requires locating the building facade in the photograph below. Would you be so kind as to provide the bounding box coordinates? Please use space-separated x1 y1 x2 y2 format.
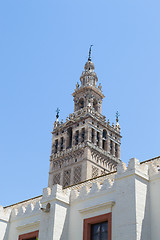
1 54 160 240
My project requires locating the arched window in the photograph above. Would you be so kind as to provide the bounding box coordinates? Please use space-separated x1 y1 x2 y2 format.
54 139 58 153
115 143 118 158
67 127 72 149
75 130 79 145
110 140 113 154
93 99 98 111
78 98 84 109
102 130 107 150
81 128 85 142
103 130 107 139
91 129 95 143
60 137 64 151
97 132 100 146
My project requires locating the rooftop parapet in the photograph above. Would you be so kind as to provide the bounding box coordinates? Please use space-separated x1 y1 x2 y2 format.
41 185 70 204
0 205 11 222
11 197 42 219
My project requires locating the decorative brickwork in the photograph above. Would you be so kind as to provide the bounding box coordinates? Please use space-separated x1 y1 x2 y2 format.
101 170 106 175
73 165 82 184
92 166 98 178
53 173 61 185
63 169 71 187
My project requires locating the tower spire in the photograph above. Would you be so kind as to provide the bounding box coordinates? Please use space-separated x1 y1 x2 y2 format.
116 111 120 122
56 108 60 120
88 45 93 61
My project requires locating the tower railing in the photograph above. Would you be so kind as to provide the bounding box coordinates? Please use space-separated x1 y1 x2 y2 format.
69 106 106 122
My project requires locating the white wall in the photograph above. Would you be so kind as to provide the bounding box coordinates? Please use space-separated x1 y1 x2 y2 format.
0 206 11 240
150 172 160 240
1 159 160 240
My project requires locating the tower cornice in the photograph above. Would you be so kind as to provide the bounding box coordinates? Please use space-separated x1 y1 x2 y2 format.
52 106 121 137
72 85 105 99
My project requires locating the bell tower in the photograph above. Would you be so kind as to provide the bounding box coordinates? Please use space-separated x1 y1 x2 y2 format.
73 47 103 114
48 48 122 188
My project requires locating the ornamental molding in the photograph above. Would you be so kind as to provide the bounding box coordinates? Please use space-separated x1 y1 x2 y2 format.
16 220 40 231
87 142 121 164
51 143 85 161
79 201 115 214
72 85 104 99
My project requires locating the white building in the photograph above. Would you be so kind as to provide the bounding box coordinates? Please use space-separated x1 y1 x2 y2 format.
1 51 160 240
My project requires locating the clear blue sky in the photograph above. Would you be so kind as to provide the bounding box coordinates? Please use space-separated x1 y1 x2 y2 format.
0 0 160 206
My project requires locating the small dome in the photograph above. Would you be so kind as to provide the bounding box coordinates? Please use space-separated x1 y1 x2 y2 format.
84 60 95 71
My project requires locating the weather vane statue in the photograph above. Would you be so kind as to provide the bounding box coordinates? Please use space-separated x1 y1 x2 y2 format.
88 45 93 61
116 111 120 122
56 108 60 120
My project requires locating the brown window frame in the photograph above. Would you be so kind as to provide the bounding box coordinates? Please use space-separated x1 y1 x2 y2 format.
83 213 111 240
18 230 39 240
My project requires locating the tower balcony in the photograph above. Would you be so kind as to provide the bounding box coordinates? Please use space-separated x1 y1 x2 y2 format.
69 106 106 123
51 140 121 165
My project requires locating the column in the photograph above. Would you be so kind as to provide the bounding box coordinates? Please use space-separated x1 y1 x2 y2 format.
99 131 103 149
87 127 92 142
117 144 121 159
104 139 107 151
58 137 62 152
106 138 110 153
72 128 76 147
112 141 115 156
63 130 67 150
93 130 96 145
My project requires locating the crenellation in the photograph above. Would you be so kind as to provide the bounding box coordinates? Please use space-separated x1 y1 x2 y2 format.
68 171 116 191
70 189 79 201
11 199 42 219
17 206 26 216
100 178 113 191
148 163 159 177
43 187 52 197
12 208 18 217
115 158 150 180
33 201 42 212
117 162 127 174
25 203 34 214
0 206 11 221
78 186 90 200
51 184 63 196
69 174 115 202
127 157 140 171
89 182 101 195
41 184 71 204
